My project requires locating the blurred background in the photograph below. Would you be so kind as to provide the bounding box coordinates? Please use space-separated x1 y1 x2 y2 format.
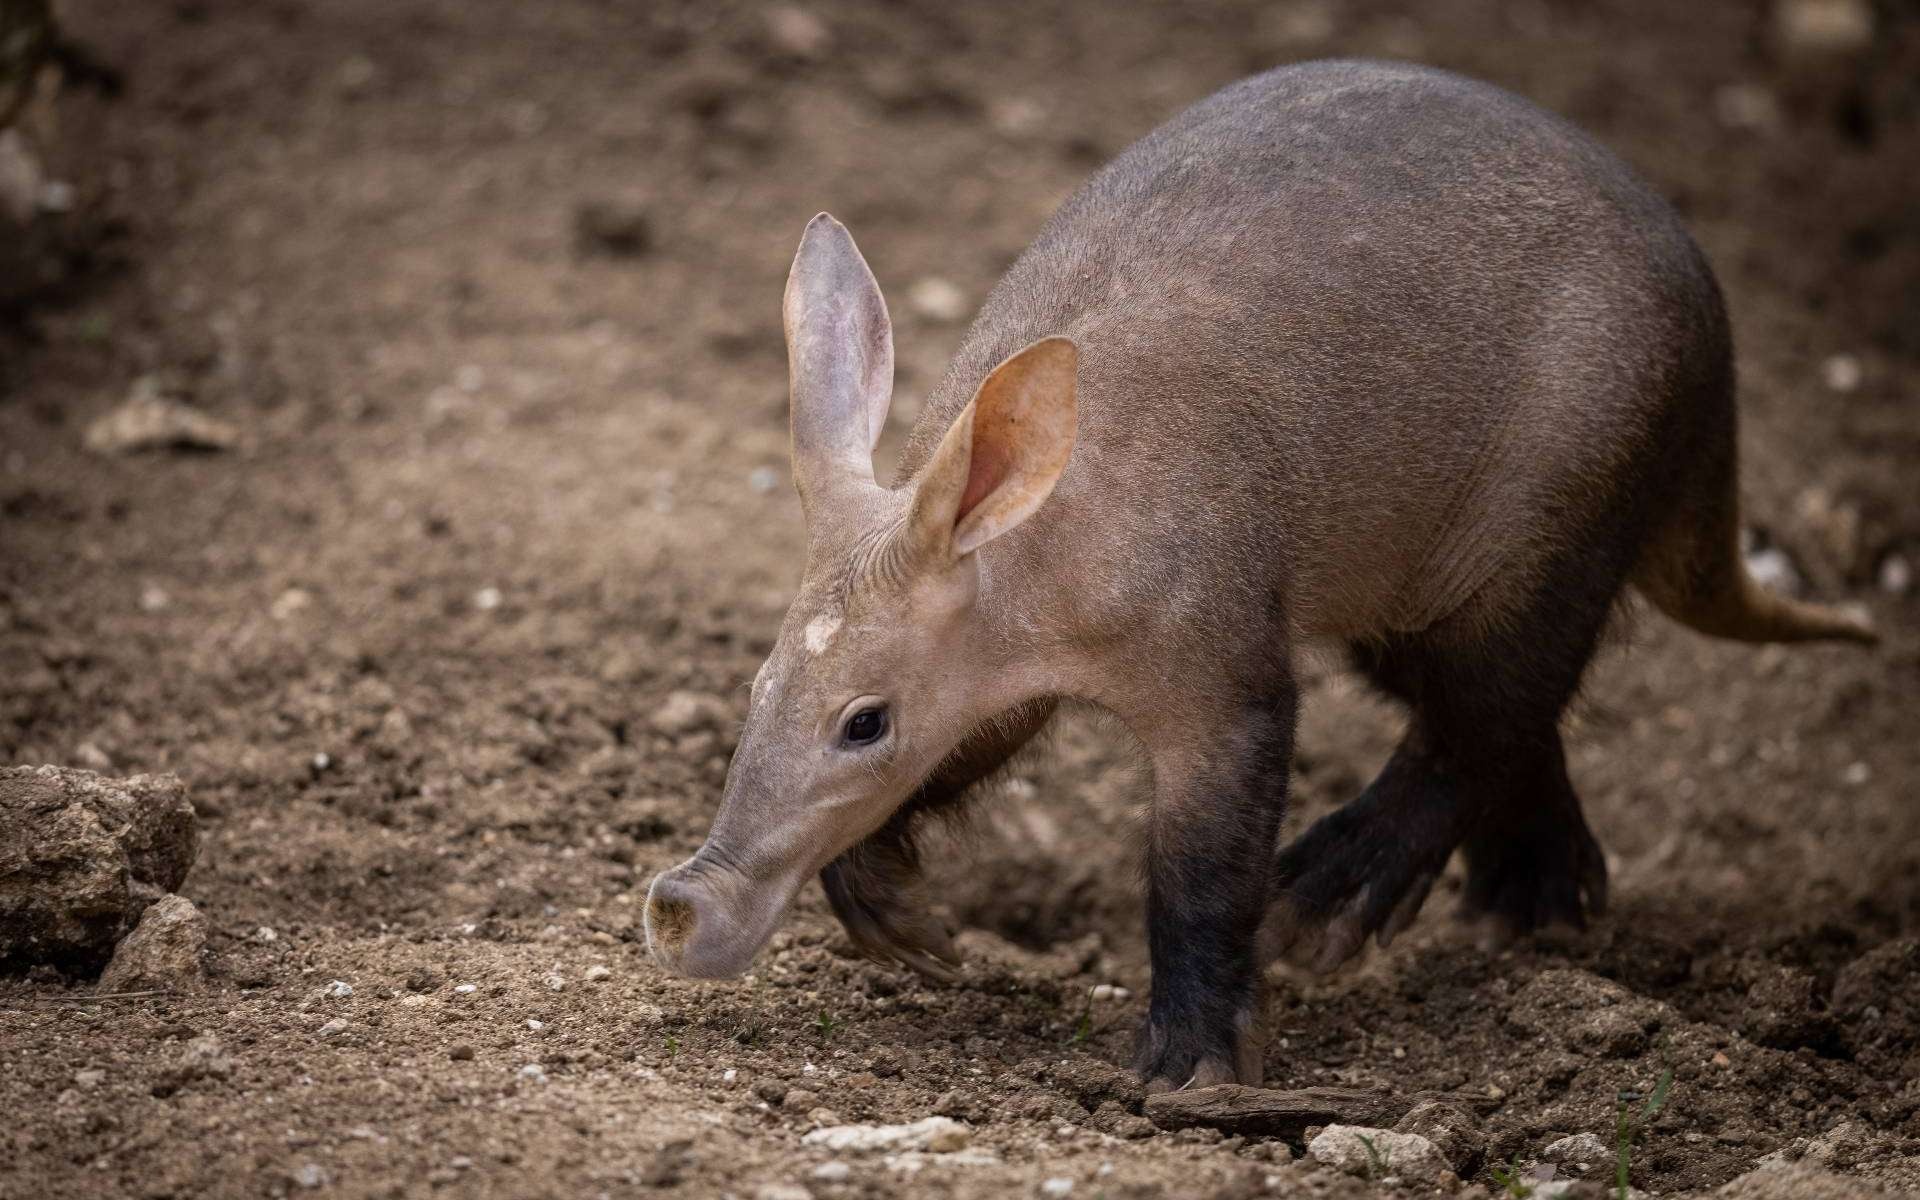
2 2 1917 1198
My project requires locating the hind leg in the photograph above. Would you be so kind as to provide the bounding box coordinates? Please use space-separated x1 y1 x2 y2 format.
1269 568 1621 970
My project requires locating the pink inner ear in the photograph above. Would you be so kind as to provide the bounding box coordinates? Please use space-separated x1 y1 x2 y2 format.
957 436 1012 522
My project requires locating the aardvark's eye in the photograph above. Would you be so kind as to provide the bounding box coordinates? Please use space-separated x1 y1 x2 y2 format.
843 706 888 747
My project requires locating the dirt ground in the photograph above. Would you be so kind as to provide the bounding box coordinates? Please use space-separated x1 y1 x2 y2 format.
3 1 1918 1197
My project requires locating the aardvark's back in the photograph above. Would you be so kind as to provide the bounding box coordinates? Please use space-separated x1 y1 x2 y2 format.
902 58 1849 647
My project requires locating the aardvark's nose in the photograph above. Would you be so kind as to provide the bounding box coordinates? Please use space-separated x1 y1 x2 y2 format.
643 859 766 979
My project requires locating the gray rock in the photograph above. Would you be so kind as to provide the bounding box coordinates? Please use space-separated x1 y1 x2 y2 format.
98 894 207 992
0 766 198 971
152 1034 233 1096
800 1117 970 1153
1307 1125 1449 1187
1395 1098 1485 1174
1542 1131 1612 1172
1741 965 1837 1052
1507 968 1666 1058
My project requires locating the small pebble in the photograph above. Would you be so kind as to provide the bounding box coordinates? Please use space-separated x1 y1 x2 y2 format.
449 1044 476 1061
73 1069 106 1088
585 964 612 982
518 1064 548 1083
723 1068 739 1084
907 276 969 323
764 4 832 58
254 926 279 944
1880 553 1912 595
544 973 566 992
324 980 353 999
811 1161 851 1181
1712 1051 1732 1067
293 1163 329 1190
317 1018 349 1038
454 983 477 994
1821 353 1863 393
474 587 503 612
1042 1179 1075 1197
526 1019 544 1031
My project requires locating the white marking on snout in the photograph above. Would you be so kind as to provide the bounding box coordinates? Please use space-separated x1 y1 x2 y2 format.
803 613 842 655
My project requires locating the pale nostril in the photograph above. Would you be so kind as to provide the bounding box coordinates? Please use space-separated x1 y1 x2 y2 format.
643 874 698 960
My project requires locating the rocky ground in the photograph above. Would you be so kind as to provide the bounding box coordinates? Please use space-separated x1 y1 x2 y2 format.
2 1 1917 1198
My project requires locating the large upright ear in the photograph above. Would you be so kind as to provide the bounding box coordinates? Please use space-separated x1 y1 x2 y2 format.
909 337 1077 559
783 213 893 512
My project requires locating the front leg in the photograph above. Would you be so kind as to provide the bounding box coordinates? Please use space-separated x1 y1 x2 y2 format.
1135 681 1297 1091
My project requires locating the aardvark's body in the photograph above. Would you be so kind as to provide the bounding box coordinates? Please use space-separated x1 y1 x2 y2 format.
645 59 1872 1090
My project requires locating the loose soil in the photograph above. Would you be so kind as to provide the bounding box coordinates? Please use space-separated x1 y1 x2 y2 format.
2 2 1917 1198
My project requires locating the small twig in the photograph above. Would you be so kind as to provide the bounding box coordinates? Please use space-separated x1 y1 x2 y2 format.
8 989 175 1003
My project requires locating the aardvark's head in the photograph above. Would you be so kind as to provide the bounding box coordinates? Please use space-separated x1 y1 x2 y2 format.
644 214 1077 978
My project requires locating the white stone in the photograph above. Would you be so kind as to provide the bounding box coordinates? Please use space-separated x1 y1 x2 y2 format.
1880 553 1912 595
324 980 353 999
1543 1131 1611 1171
1821 353 1862 393
293 1162 329 1190
1042 1179 1075 1196
1306 1125 1447 1186
802 1117 971 1154
585 964 612 982
907 277 969 324
810 1161 851 1180
764 6 831 58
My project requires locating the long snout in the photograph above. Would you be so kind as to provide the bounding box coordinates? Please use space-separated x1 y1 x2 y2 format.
643 851 801 979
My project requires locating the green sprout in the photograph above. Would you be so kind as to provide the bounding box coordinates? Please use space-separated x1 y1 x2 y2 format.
1614 1068 1673 1199
1355 1131 1392 1180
